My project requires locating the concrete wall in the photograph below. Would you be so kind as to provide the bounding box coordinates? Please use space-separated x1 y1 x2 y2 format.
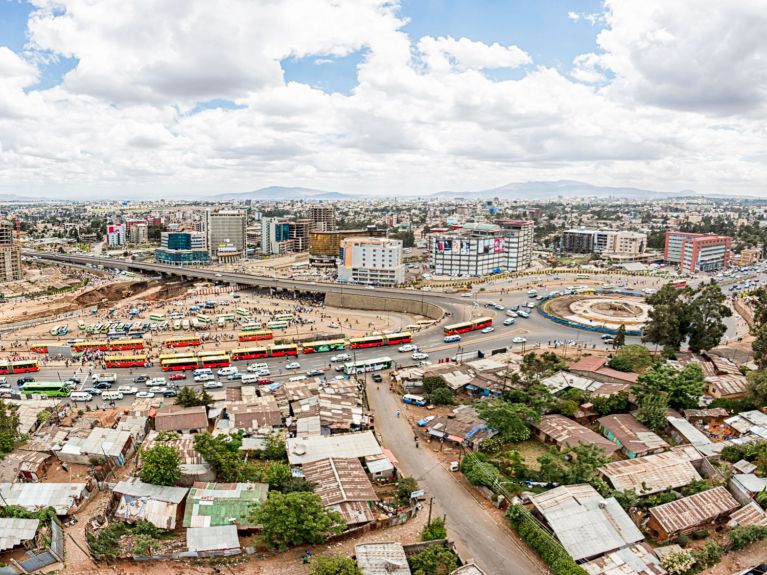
325 291 444 321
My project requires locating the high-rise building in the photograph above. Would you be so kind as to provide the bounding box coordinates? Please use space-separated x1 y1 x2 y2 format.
106 223 126 246
155 231 209 265
307 205 336 231
337 237 404 286
207 210 246 261
664 231 731 273
0 220 22 283
308 229 378 266
561 229 597 254
427 221 534 277
260 217 313 254
128 222 149 244
562 229 647 257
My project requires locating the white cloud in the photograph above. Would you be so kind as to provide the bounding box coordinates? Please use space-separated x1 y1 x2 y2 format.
567 11 580 22
0 0 764 198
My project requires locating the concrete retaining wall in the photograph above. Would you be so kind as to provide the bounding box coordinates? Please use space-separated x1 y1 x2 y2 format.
325 292 444 321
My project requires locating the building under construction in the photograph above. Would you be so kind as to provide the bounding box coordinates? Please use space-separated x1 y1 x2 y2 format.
0 220 22 283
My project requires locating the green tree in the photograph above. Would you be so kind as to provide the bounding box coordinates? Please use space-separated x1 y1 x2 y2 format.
476 400 540 443
251 492 344 549
613 324 626 348
175 387 201 407
407 545 459 575
747 287 767 330
635 393 670 432
261 433 287 461
395 477 419 507
608 344 653 373
422 376 448 394
422 517 448 541
566 443 610 483
634 363 705 410
687 282 731 353
428 386 454 406
746 369 767 408
536 447 569 483
0 401 19 455
642 284 691 350
140 445 181 486
265 462 293 491
752 324 767 368
591 391 629 416
310 556 362 575
462 459 500 488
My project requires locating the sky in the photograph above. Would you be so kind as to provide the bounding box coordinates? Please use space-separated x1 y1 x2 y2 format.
0 0 766 200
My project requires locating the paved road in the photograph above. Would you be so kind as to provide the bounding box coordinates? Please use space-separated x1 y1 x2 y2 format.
366 378 546 575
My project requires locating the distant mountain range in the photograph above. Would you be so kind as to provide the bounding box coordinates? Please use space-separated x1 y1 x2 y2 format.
214 180 706 202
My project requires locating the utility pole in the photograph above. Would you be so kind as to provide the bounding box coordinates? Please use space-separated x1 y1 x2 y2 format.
427 497 434 525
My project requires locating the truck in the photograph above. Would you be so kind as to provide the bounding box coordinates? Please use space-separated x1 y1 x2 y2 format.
92 372 117 383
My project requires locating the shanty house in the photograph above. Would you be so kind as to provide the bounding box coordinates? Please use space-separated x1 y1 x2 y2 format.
0 482 89 515
302 457 378 526
355 542 411 575
646 486 740 542
597 414 669 458
287 430 383 466
599 446 702 496
111 478 189 529
182 482 268 530
154 405 209 433
533 414 621 457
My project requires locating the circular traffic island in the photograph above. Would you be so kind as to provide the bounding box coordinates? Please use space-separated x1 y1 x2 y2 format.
541 293 650 333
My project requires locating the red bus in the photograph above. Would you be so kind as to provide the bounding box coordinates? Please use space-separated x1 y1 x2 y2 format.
105 355 147 368
0 360 41 375
163 336 202 348
443 316 493 336
349 335 385 349
161 357 199 371
108 339 145 351
237 330 274 343
268 344 299 357
199 354 231 369
671 281 687 288
384 332 412 346
231 347 269 361
30 345 48 354
71 340 111 353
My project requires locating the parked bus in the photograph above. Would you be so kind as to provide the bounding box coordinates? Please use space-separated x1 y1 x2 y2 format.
21 382 71 397
158 352 196 362
384 332 413 346
231 347 269 361
343 356 393 375
149 314 165 322
238 330 274 342
235 308 250 317
163 336 202 348
108 339 144 351
349 335 385 349
266 321 289 330
199 354 231 369
267 344 299 357
0 360 41 375
442 316 493 336
274 314 294 322
30 345 48 354
104 355 147 368
240 323 263 331
71 340 111 353
217 314 235 323
196 315 211 325
161 357 199 371
301 339 345 354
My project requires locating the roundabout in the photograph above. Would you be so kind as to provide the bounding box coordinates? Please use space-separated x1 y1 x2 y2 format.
541 293 651 333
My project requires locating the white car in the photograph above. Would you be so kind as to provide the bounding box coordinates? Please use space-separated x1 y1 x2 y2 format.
217 366 238 376
526 302 536 308
146 377 166 387
506 310 518 317
398 344 416 353
152 386 169 394
215 273 223 277
136 391 155 398
503 318 515 326
328 322 339 328
330 353 350 362
247 363 269 372
461 292 473 298
512 337 527 344
203 381 223 389
117 386 138 395
285 362 301 370
481 327 495 333
412 352 429 360
194 373 214 382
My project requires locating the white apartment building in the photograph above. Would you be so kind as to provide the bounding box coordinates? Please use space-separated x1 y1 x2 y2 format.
207 210 246 260
106 223 125 247
337 237 404 286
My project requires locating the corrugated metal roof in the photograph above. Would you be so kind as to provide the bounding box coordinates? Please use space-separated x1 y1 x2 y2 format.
355 542 411 575
302 458 378 507
648 486 739 534
728 502 767 528
598 414 668 455
186 525 240 553
112 478 188 503
733 473 767 494
0 518 39 552
288 431 382 465
0 482 87 515
155 405 208 431
666 417 711 445
182 482 268 528
541 371 603 394
582 542 665 575
599 447 701 495
706 374 748 397
451 565 486 575
530 484 644 562
535 415 620 455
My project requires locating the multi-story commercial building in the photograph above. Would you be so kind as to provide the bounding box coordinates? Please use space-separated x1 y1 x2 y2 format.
261 217 313 254
337 237 404 286
207 210 246 261
128 222 148 244
562 229 647 258
106 223 126 246
427 221 534 277
0 220 22 283
561 229 596 254
307 205 336 231
308 228 384 266
155 231 209 265
664 231 731 273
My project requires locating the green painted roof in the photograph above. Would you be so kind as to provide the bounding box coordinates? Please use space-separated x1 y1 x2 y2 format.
182 482 269 529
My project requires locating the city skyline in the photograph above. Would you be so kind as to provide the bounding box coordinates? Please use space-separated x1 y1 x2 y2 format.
0 0 765 199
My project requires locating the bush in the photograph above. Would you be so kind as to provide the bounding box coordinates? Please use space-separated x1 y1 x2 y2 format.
692 541 721 569
310 556 363 575
691 529 709 540
407 545 459 575
428 386 455 406
660 549 696 575
395 477 419 507
422 517 447 541
730 525 767 550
